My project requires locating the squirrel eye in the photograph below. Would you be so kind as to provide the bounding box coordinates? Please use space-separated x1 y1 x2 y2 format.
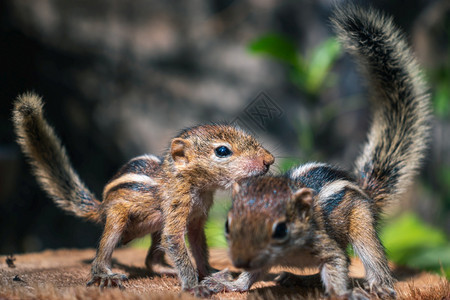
272 222 288 241
225 219 230 235
225 216 232 236
215 146 233 158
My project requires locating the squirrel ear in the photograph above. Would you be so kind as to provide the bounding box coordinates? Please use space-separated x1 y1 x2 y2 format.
171 138 191 167
232 182 240 196
291 188 314 217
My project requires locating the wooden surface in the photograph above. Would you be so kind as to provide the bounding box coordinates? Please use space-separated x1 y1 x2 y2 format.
1 248 449 299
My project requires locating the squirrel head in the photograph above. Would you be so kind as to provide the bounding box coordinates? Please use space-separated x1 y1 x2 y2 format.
225 176 314 271
169 124 274 188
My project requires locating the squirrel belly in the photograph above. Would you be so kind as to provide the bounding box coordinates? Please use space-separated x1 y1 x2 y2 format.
12 93 274 292
201 4 431 299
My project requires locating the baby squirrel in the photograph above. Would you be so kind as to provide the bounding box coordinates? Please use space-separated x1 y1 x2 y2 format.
12 94 274 292
200 4 430 299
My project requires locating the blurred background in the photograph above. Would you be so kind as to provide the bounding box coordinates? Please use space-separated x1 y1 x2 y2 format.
0 0 449 277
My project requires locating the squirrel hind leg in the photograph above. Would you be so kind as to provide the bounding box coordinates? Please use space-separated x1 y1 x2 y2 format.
349 203 396 298
319 252 351 297
314 234 351 297
89 204 129 288
145 231 176 275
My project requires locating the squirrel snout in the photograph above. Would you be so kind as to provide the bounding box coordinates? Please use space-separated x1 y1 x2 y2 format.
262 151 275 167
264 156 274 167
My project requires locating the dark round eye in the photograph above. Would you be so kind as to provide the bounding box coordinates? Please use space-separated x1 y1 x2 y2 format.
272 222 288 241
215 146 232 158
225 219 230 235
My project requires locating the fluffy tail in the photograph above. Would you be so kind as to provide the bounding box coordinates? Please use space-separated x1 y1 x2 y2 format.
331 5 431 211
12 93 101 223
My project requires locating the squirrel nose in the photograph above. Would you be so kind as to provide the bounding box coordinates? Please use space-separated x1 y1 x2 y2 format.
233 258 251 269
263 153 275 167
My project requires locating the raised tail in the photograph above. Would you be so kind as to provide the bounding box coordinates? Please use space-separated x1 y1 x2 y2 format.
12 93 101 223
331 5 431 211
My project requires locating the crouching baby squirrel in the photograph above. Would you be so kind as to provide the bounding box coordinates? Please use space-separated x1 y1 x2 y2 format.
12 94 274 293
200 4 430 299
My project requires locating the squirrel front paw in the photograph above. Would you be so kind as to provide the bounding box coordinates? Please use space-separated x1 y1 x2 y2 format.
86 273 128 290
197 269 233 294
198 269 250 294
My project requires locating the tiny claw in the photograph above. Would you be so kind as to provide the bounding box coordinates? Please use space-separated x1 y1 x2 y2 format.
99 277 106 289
119 274 128 281
370 285 396 299
86 273 128 290
86 279 95 287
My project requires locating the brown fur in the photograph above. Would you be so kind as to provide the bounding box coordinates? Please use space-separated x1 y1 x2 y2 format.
12 93 274 293
198 4 432 299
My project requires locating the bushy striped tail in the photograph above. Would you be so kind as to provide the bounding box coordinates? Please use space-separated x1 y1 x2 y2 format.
331 5 431 211
12 93 101 223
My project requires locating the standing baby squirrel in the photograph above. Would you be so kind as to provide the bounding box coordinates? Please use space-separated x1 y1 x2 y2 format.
12 94 274 293
200 4 430 299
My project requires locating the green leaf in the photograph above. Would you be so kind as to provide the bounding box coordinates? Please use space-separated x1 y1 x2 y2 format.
279 157 303 173
407 246 450 270
205 217 228 248
129 235 151 249
433 83 450 118
299 122 315 154
381 212 447 264
248 34 300 67
304 38 341 94
205 198 231 248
